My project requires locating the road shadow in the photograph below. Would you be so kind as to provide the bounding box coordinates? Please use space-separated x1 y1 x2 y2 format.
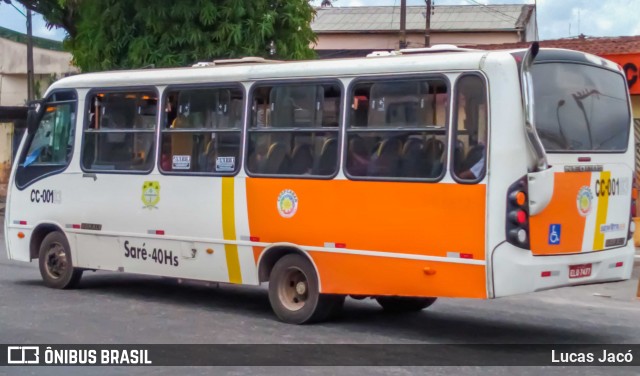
14 272 618 344
333 301 606 344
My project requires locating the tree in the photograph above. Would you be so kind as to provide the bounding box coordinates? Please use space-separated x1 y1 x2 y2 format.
5 0 317 71
6 0 80 38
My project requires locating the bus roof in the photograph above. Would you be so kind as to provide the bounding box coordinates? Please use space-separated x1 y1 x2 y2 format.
47 47 620 92
48 49 496 91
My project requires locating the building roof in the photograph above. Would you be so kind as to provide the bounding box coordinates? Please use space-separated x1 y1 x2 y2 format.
312 4 534 33
463 35 640 56
0 25 63 51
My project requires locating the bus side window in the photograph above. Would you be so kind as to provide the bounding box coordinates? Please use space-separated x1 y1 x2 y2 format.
346 77 448 180
81 90 157 172
246 82 341 177
159 86 243 175
452 75 487 182
15 90 77 188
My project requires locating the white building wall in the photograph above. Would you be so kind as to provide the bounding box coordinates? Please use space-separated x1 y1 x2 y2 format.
0 36 78 105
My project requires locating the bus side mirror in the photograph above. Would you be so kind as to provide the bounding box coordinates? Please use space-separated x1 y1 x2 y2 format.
26 100 43 134
27 109 38 133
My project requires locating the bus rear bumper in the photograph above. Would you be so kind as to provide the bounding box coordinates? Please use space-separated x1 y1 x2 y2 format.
491 242 635 298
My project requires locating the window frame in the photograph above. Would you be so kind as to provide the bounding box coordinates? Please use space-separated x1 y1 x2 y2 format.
449 72 490 185
244 78 344 180
343 73 451 183
158 82 246 177
80 86 160 175
15 89 79 190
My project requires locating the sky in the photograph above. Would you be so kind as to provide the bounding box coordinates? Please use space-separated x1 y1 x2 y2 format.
0 0 638 42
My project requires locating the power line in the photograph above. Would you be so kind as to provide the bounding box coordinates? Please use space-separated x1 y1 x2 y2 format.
465 0 519 19
464 0 520 24
390 0 398 30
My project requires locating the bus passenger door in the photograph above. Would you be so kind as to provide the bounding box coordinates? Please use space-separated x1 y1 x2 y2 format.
73 89 158 271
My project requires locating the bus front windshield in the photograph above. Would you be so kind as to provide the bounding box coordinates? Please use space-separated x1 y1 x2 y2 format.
531 62 630 152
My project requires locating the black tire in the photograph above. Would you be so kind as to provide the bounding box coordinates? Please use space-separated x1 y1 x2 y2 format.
375 296 437 312
38 231 83 289
268 253 343 324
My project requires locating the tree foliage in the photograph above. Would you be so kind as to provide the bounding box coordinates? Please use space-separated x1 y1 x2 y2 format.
9 0 80 37
9 0 317 71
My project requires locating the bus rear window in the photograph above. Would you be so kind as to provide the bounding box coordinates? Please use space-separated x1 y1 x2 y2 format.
531 63 630 152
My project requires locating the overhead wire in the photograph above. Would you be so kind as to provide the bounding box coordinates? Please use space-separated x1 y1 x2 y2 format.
391 0 398 29
464 0 520 24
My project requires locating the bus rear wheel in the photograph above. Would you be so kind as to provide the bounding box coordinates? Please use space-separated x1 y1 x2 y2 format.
375 296 437 312
38 231 83 289
268 253 343 324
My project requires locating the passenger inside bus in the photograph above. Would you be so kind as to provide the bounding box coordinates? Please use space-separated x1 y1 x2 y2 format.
453 75 487 181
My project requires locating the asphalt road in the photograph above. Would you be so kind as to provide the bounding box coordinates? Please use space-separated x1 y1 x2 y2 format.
0 218 639 375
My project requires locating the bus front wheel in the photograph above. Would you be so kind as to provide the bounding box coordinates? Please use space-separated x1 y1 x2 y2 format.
38 231 83 289
268 253 343 324
375 296 437 312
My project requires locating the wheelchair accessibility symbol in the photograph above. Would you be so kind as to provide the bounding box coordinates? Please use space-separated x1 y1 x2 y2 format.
549 224 561 245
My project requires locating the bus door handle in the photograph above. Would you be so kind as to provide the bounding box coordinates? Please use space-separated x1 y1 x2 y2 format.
82 173 97 181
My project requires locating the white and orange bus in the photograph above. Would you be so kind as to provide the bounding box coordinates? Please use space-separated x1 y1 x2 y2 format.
4 44 636 324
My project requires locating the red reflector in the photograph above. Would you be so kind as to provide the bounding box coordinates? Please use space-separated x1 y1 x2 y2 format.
156 230 165 235
615 262 623 268
460 253 473 259
19 220 27 225
72 224 81 229
578 157 591 162
541 271 551 277
516 210 527 224
249 236 260 242
335 243 346 248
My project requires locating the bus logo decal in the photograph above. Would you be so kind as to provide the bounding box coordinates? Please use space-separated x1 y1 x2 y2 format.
142 181 161 209
576 186 593 216
548 224 561 245
277 189 298 218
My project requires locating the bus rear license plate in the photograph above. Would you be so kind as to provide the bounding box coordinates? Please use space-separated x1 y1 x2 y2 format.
569 263 592 279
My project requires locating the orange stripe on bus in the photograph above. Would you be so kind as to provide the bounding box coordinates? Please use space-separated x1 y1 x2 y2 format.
310 251 487 298
529 172 591 255
247 178 487 296
246 179 486 258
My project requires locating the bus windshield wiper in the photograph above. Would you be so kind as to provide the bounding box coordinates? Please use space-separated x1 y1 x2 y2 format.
555 99 570 149
571 88 600 150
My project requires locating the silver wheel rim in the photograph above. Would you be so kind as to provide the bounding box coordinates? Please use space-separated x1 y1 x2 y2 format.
44 242 68 280
278 267 309 311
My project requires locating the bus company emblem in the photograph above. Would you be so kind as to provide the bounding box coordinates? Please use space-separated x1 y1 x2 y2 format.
576 186 594 216
277 189 298 218
142 181 160 209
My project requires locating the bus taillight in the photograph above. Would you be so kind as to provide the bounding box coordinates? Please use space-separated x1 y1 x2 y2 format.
506 177 530 249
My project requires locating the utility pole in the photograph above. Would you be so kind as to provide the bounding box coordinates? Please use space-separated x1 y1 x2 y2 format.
399 0 407 49
3 1 35 101
424 0 431 47
26 8 34 102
